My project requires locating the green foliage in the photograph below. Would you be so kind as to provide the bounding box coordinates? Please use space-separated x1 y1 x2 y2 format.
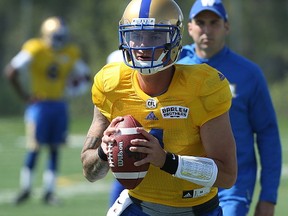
0 0 287 117
269 75 288 121
0 78 25 115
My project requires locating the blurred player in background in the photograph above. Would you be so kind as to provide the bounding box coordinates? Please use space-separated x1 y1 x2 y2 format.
81 0 237 215
177 0 282 215
4 16 91 205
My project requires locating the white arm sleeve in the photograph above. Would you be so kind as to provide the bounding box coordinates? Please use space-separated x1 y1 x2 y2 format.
174 155 218 187
10 50 32 72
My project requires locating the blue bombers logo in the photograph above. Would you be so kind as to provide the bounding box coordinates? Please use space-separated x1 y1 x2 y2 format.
201 0 218 6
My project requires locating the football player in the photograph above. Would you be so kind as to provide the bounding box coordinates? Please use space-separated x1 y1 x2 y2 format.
5 16 91 205
81 0 237 215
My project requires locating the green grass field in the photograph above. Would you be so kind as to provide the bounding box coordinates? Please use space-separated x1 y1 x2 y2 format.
0 116 287 216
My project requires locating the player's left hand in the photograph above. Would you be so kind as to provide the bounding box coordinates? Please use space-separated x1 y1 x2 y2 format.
254 201 275 216
101 116 123 154
129 127 166 168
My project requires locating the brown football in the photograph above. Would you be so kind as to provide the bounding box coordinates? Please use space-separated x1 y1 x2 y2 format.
108 115 149 189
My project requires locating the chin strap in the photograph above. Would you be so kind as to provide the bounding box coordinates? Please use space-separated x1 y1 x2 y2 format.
131 49 171 75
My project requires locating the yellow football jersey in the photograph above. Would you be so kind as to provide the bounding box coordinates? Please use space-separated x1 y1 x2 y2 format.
22 38 80 100
92 62 232 207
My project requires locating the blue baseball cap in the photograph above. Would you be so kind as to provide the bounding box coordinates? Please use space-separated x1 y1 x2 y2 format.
189 0 228 21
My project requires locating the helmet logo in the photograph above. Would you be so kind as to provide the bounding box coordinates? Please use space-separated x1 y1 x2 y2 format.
132 18 155 25
201 0 216 6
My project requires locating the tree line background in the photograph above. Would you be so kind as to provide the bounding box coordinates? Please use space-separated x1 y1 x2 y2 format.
0 0 287 118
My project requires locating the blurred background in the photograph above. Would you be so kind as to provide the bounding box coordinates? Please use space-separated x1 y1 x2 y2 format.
0 0 287 215
0 0 287 117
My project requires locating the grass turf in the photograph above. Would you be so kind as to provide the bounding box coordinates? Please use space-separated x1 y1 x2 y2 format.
0 116 287 216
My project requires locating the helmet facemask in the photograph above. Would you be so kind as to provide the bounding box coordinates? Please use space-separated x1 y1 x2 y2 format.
49 29 69 50
119 19 182 75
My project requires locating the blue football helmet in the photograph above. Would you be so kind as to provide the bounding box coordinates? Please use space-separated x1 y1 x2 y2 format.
119 0 184 75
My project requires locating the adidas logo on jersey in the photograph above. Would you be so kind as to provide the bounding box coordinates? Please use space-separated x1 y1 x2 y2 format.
182 191 193 198
145 112 158 120
183 188 211 199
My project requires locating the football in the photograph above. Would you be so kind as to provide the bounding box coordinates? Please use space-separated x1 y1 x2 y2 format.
108 115 149 189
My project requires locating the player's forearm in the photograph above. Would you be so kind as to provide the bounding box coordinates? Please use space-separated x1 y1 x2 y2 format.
82 151 110 182
81 106 110 182
5 66 29 101
81 136 109 182
213 159 237 188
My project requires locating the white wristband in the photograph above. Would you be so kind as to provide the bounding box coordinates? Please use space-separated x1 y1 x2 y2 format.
174 155 218 187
